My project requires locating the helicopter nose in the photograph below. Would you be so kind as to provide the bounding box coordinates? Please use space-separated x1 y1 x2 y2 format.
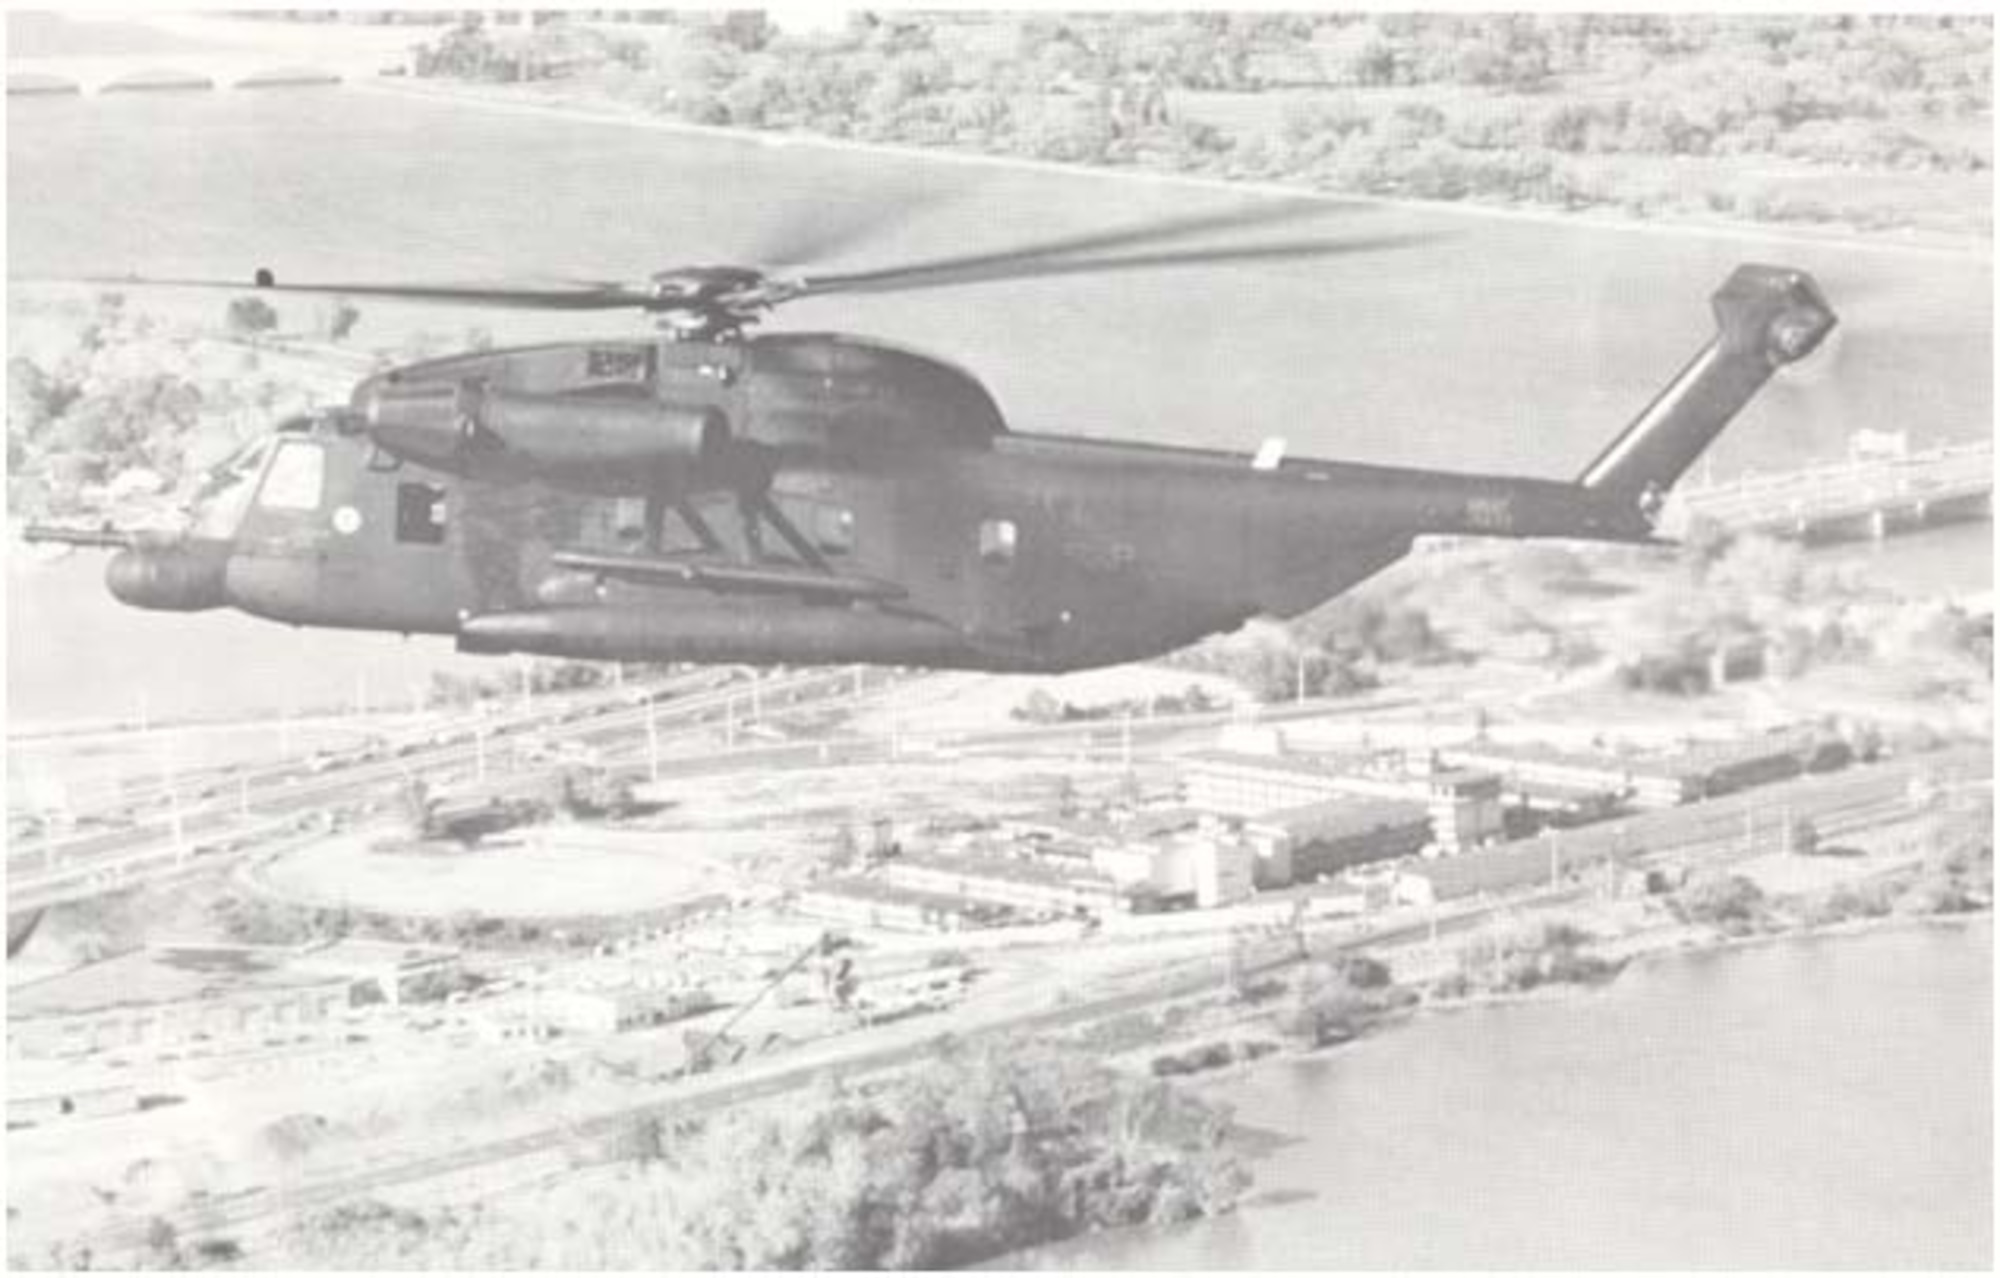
106 542 229 611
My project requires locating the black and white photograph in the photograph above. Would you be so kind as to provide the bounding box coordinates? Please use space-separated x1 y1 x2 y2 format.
4 7 1991 1269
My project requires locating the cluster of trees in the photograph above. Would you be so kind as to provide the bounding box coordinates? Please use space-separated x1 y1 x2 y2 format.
1165 595 1451 707
274 1043 1246 1269
1439 920 1626 997
412 14 1988 229
1281 951 1411 1046
655 1044 1244 1268
210 889 563 953
1011 682 1224 725
1670 873 1772 936
7 293 325 518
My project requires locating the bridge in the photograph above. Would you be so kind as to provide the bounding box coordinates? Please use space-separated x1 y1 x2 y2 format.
1667 440 1992 543
8 51 403 96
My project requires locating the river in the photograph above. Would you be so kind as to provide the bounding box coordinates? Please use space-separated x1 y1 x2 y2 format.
1024 920 1992 1270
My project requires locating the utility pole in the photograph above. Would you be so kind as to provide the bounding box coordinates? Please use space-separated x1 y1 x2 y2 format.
647 700 660 783
475 727 487 783
168 782 185 866
1296 651 1307 706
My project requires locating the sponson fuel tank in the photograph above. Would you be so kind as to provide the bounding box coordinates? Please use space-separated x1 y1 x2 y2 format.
458 601 980 668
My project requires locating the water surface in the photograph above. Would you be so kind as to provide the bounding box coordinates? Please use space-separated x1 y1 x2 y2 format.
1028 921 1992 1270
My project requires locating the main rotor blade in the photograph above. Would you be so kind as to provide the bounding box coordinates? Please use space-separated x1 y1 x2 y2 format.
799 232 1437 298
61 272 645 311
750 187 940 271
796 199 1354 297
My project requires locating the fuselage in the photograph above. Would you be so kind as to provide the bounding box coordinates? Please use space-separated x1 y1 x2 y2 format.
103 329 1652 673
79 263 1838 674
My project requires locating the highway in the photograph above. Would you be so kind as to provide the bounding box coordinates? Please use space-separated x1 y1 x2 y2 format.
6 665 906 910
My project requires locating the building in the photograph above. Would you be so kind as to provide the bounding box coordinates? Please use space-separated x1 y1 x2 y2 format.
7 945 355 1061
794 877 1006 933
1393 831 1623 907
537 984 716 1036
1182 750 1353 815
1439 741 1642 813
1190 835 1256 908
1241 797 1433 887
290 939 462 1004
1442 728 1837 813
879 853 1134 918
1092 833 1256 908
6 939 467 1061
1181 748 1501 853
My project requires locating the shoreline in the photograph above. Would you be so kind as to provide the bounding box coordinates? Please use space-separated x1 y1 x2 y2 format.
1152 900 1992 1099
354 77 1993 262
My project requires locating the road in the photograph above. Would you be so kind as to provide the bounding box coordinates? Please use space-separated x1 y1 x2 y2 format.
5 665 905 910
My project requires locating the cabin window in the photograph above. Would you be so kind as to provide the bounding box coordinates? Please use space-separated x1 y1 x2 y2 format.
256 441 326 512
585 345 652 383
814 505 856 555
978 518 1018 565
609 497 649 546
395 482 448 545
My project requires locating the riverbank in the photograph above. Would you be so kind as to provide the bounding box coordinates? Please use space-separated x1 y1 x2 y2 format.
1091 823 1992 1097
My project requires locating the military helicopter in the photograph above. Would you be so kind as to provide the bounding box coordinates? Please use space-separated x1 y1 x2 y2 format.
25 207 1835 673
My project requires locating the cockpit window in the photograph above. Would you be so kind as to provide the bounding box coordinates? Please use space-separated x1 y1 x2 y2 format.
187 438 271 538
257 441 326 511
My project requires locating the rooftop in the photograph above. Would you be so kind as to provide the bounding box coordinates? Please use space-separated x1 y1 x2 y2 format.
9 945 347 1020
1181 749 1347 781
1247 796 1432 839
800 877 1005 916
895 851 1123 893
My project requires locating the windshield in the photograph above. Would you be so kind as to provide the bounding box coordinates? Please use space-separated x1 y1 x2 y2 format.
187 438 272 539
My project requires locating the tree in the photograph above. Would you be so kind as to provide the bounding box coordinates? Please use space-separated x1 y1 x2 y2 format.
226 295 280 342
325 297 362 342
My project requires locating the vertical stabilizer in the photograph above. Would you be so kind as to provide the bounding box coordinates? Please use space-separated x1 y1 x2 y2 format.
1578 265 1836 500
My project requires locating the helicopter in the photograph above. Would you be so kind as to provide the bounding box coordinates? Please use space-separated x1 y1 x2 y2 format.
24 207 1835 674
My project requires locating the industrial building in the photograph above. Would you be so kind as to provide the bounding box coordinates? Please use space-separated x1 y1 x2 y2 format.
879 852 1134 918
1091 831 1257 908
1182 749 1355 815
1392 830 1625 906
7 940 463 1061
1180 748 1502 851
1443 727 1843 812
1240 797 1434 887
794 876 1007 933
